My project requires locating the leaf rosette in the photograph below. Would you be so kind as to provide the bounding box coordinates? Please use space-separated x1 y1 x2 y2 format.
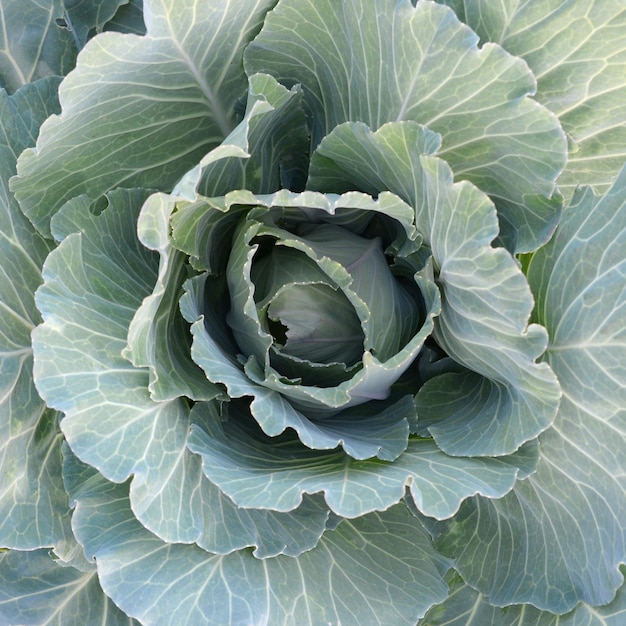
6 0 601 623
30 69 560 535
31 66 558 541
172 187 440 461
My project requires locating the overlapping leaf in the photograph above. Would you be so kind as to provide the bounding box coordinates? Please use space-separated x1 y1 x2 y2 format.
103 0 146 36
246 0 566 252
175 188 439 461
11 0 278 236
0 0 76 93
426 166 626 613
0 79 72 550
32 188 331 558
187 401 537 521
61 0 130 49
68 463 451 626
0 548 137 626
439 0 626 198
421 568 626 626
309 121 560 456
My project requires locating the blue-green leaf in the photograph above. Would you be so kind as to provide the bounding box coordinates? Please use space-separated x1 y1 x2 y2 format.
176 188 440 460
33 188 330 558
103 0 146 36
12 0 278 236
0 79 71 550
0 549 137 626
123 192 224 402
187 401 538 521
61 0 129 49
247 0 566 252
427 166 626 613
69 470 452 626
0 0 76 93
310 121 560 456
438 0 626 199
421 567 626 626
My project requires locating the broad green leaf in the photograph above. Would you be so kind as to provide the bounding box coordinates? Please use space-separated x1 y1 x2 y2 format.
69 470 452 626
421 567 626 626
0 549 137 626
427 167 626 612
61 0 130 49
246 0 566 252
0 0 76 93
0 79 71 550
310 122 560 456
11 0 278 236
63 443 330 562
438 0 626 198
33 188 330 558
187 401 538 521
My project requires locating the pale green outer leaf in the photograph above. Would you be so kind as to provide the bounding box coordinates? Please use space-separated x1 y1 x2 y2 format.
70 471 452 626
246 0 566 252
0 549 137 626
438 0 626 198
11 0 278 236
33 188 330 558
187 401 538 520
0 0 76 93
310 122 560 456
427 167 626 613
421 567 626 626
0 79 72 550
63 441 330 562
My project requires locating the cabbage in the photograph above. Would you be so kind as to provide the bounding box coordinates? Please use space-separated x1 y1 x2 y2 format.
1 1 625 624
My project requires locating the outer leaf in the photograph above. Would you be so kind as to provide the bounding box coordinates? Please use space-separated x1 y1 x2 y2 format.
0 549 137 626
310 122 560 456
69 470 452 626
0 79 71 549
428 167 626 612
246 0 566 252
421 567 626 626
438 0 626 198
33 188 330 558
187 401 538 521
11 0 277 236
0 0 76 93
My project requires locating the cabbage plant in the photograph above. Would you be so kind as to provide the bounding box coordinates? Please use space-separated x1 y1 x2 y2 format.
1 0 625 624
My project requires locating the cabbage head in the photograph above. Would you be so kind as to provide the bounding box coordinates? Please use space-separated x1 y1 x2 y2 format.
1 1 625 625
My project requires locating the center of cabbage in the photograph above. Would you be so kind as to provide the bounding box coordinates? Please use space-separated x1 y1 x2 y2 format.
266 282 364 366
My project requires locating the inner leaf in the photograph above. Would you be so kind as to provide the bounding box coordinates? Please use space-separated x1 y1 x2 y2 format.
267 282 364 366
